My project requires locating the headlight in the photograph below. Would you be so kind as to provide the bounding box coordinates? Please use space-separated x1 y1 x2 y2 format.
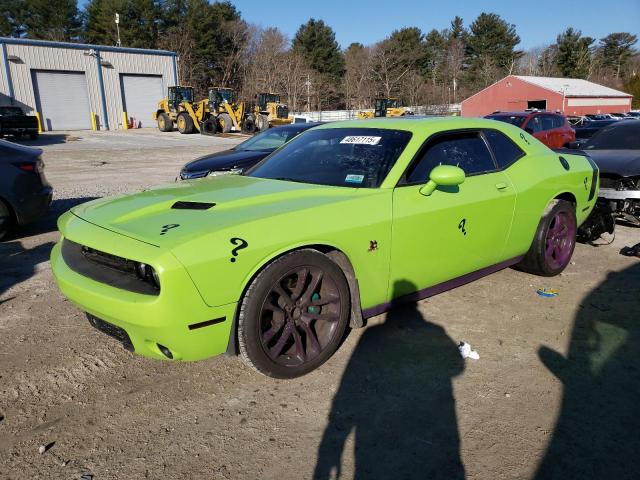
207 168 243 177
135 262 160 290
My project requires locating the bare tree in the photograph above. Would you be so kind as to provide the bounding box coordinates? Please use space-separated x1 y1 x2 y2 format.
369 37 419 98
343 44 375 109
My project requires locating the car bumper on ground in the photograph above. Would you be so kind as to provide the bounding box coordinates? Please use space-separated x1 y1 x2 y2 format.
50 223 237 362
599 188 640 200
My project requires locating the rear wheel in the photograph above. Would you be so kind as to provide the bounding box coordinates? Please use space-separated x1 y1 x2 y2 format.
517 200 577 276
242 114 257 134
176 112 194 134
217 113 233 133
0 199 12 240
238 249 350 378
157 113 173 132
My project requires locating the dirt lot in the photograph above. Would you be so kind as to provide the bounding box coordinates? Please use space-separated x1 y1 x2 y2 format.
1 129 639 479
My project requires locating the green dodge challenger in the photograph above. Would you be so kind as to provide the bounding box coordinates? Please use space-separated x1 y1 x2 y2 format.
51 118 598 378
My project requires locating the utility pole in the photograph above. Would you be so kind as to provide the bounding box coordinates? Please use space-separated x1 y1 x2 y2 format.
115 13 122 47
305 74 311 112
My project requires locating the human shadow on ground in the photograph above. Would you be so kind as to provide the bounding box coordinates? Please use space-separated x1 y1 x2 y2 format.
0 240 55 298
535 262 640 479
5 196 98 240
314 280 466 480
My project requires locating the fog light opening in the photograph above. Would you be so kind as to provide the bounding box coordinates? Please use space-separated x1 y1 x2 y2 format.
157 344 173 359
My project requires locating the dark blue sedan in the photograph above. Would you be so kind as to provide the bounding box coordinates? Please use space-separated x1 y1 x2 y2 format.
179 122 322 180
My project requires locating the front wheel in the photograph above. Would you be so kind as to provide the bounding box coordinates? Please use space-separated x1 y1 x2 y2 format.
176 112 194 134
157 113 173 132
517 199 577 276
238 249 350 378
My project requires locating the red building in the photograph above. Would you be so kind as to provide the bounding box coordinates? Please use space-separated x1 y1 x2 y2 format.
461 75 633 117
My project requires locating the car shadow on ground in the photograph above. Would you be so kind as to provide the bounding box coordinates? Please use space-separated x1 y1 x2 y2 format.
534 262 640 479
9 133 74 146
6 196 98 241
0 240 55 299
313 280 466 480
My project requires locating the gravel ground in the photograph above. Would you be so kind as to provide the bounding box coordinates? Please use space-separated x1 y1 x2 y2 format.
0 129 639 480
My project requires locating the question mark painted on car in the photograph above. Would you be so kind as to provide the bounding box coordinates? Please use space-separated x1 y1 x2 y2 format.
458 218 467 235
229 237 248 262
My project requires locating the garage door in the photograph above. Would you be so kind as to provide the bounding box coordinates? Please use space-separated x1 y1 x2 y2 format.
121 74 164 128
32 70 91 131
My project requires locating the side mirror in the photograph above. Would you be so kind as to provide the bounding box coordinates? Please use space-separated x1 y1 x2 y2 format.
419 165 465 196
524 127 534 134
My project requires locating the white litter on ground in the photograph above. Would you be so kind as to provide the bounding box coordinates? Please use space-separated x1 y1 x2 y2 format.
458 342 480 360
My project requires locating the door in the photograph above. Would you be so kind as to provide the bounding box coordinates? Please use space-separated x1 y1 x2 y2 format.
32 70 91 131
390 131 516 298
120 74 164 127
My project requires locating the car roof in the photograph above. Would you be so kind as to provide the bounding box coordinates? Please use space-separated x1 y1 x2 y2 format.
274 122 324 132
487 111 560 116
313 116 530 134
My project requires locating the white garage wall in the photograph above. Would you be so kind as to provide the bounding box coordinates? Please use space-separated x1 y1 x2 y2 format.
0 39 177 130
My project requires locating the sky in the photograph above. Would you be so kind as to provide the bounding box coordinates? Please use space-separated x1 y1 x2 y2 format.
231 0 640 50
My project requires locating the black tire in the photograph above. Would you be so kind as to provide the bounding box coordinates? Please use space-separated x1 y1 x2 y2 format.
28 132 38 140
157 113 173 132
241 114 257 134
517 199 577 276
200 118 217 136
238 249 351 378
176 112 194 134
256 114 269 131
218 113 233 133
0 199 12 241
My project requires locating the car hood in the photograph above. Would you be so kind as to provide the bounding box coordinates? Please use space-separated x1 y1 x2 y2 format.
70 175 367 248
182 149 271 173
584 149 640 177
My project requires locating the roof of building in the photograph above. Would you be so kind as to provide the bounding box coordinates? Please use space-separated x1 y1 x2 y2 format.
513 75 631 98
0 37 176 57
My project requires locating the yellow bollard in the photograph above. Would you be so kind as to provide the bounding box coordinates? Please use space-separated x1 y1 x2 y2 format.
34 111 43 133
122 112 129 130
90 112 97 131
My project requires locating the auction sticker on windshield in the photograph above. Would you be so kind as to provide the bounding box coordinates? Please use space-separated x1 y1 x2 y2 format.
340 136 381 145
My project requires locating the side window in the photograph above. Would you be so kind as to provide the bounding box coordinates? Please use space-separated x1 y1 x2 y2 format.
483 130 525 169
525 116 541 133
406 132 496 183
553 116 565 129
540 115 555 131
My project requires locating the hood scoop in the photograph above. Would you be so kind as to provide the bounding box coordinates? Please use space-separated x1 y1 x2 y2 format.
171 201 216 210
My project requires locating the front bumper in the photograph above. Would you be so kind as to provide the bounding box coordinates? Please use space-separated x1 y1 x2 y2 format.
50 222 237 361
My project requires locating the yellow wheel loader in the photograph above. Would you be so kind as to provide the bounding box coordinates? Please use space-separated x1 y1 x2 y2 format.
243 93 292 133
153 86 209 134
357 98 414 119
204 87 246 135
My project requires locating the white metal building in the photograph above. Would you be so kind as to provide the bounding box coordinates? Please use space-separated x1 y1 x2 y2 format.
0 37 178 131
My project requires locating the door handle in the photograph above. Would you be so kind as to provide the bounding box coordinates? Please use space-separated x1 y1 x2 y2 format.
495 182 509 191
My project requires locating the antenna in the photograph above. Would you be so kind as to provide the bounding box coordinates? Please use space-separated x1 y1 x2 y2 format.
115 13 121 47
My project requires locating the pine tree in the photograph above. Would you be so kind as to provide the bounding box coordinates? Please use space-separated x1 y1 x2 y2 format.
22 0 80 41
600 32 638 78
467 13 521 86
0 0 25 37
83 0 161 48
555 28 594 78
292 19 345 84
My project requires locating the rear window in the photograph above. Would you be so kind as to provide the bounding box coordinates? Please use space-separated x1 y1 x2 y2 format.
247 128 412 188
484 130 524 169
486 115 527 127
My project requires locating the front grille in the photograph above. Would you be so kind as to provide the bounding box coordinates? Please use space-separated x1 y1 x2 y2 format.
276 105 289 119
62 239 159 295
86 314 134 351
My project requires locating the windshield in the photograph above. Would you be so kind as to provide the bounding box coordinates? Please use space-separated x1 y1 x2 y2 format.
486 115 527 127
237 128 303 152
0 106 24 116
584 124 640 150
247 128 412 188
